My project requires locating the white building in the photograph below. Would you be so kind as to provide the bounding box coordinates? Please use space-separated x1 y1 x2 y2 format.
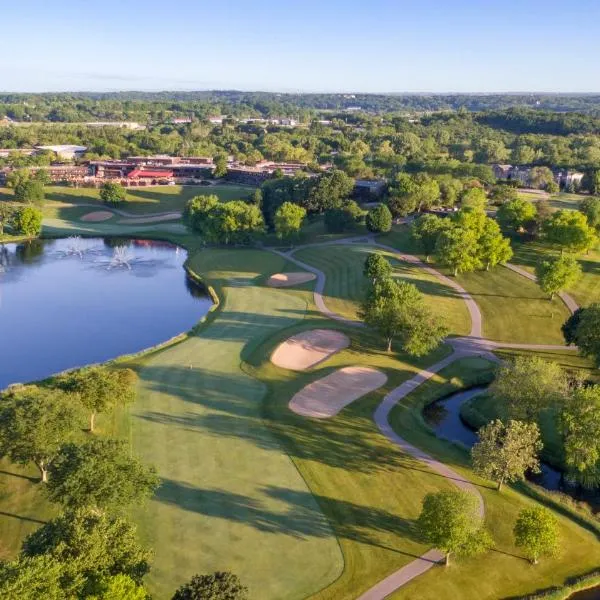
36 145 87 159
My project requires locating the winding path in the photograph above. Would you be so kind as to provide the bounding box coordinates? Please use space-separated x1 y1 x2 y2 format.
274 236 580 599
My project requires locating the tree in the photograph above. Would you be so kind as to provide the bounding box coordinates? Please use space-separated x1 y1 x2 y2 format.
183 194 220 241
46 439 160 511
55 366 136 432
575 303 600 366
560 385 600 488
489 185 518 205
0 386 79 483
535 199 552 233
562 307 585 345
471 419 542 490
213 154 228 178
417 491 491 566
13 205 42 236
99 182 127 204
0 202 17 235
579 197 600 230
513 507 559 564
14 179 45 205
365 204 392 233
324 200 363 233
0 555 64 600
273 202 306 240
543 210 596 254
460 187 487 211
529 166 555 190
435 226 481 276
215 201 265 244
363 253 392 284
360 277 447 354
89 574 148 600
411 214 451 262
412 174 441 212
477 218 513 270
172 572 248 600
22 507 151 596
535 255 581 299
490 356 568 421
306 170 354 213
546 180 559 194
496 198 537 235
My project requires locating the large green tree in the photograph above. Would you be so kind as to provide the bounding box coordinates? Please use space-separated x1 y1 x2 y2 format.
560 385 600 488
306 170 354 213
572 303 600 366
579 197 600 231
513 507 559 564
172 572 248 600
0 555 64 600
273 201 306 240
490 356 568 421
435 226 482 276
46 439 160 511
14 179 45 205
543 210 596 254
417 491 491 566
22 508 152 596
496 198 537 235
535 255 581 300
460 187 487 211
365 204 392 233
477 218 513 270
324 200 363 233
0 386 79 483
471 419 542 490
529 166 555 190
55 366 136 433
360 277 447 354
411 214 451 262
363 253 392 283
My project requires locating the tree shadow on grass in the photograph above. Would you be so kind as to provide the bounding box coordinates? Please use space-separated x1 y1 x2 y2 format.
154 478 423 554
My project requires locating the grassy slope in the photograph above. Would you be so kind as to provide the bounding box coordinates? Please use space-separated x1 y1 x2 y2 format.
246 313 456 599
293 244 470 337
512 239 600 308
386 358 600 600
378 225 570 345
128 248 343 600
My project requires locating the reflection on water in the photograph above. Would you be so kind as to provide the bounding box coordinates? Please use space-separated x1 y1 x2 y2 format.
0 237 212 390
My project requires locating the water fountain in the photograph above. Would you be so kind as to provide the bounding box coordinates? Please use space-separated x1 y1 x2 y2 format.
108 245 135 270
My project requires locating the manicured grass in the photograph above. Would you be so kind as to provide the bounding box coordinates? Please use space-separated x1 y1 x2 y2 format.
245 313 457 599
386 358 600 600
127 248 343 599
512 239 600 308
293 244 471 336
380 225 571 344
1 184 255 218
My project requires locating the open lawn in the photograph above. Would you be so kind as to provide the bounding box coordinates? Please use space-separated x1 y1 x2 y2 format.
387 358 600 600
380 225 570 344
512 238 600 308
293 243 471 336
245 314 458 599
0 184 254 218
126 248 344 599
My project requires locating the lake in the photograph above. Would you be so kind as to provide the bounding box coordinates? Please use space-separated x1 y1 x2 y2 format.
0 237 212 390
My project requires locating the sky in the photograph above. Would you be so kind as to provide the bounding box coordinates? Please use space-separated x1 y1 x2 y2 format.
1 0 599 94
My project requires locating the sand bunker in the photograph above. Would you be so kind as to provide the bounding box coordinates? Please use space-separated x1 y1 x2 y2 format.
81 211 114 222
267 272 316 288
271 329 350 371
290 366 388 418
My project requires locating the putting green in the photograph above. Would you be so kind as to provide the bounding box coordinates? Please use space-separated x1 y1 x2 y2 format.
130 249 343 599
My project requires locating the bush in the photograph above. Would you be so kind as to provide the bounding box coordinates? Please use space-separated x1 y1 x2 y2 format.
13 206 43 236
366 204 392 233
100 182 127 204
324 200 364 233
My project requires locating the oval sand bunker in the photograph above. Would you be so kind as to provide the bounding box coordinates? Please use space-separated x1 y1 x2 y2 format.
267 272 316 287
290 366 388 418
81 211 114 222
271 329 349 371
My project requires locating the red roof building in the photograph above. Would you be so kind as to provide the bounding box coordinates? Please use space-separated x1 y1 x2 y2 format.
127 169 174 179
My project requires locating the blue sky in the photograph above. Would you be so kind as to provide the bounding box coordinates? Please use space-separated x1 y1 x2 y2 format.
2 0 599 93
